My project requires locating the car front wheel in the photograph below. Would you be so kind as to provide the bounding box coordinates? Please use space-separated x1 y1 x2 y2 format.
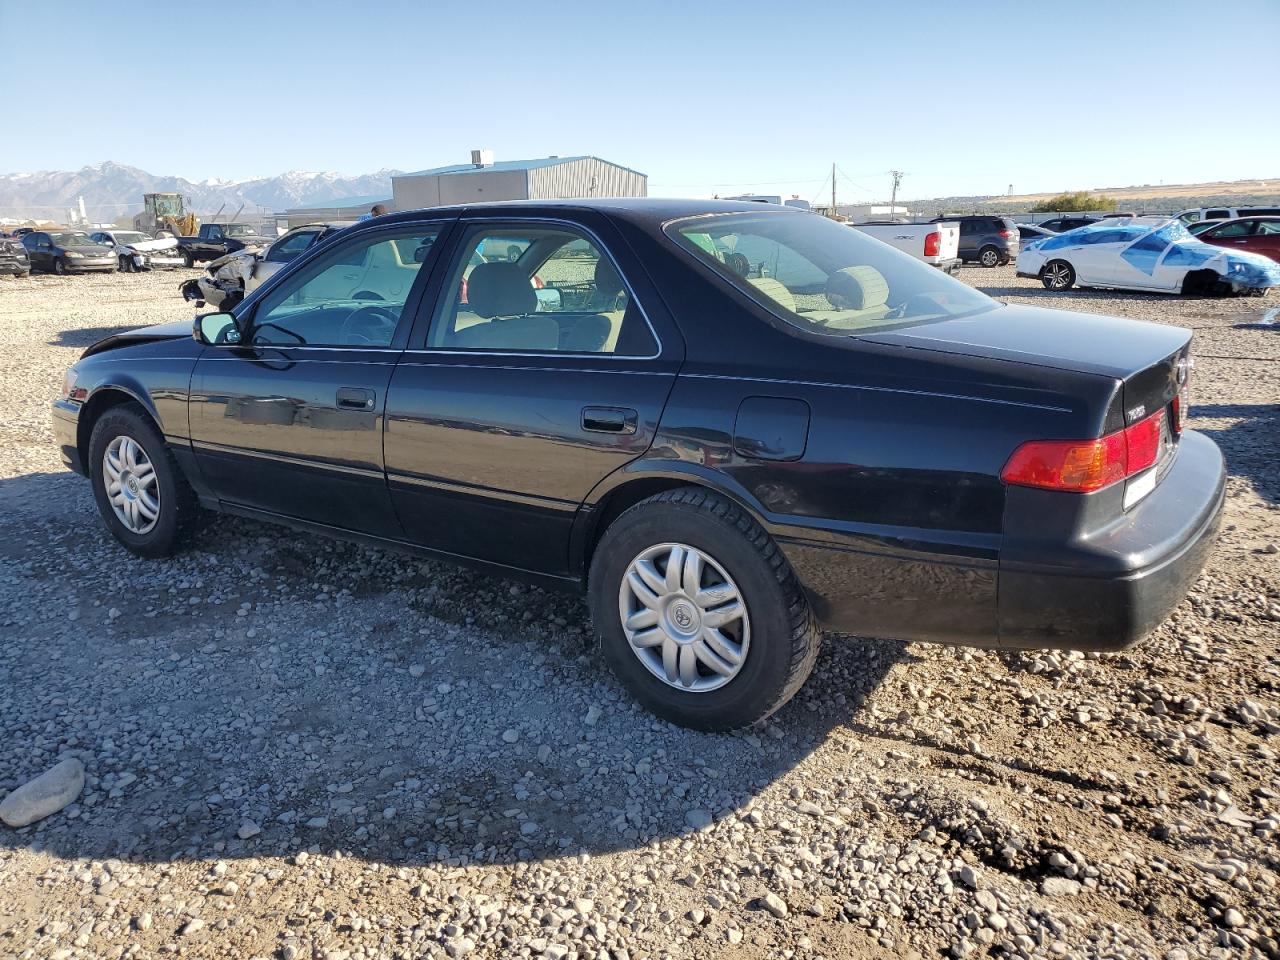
88 403 199 558
1042 260 1076 290
53 258 67 276
589 487 819 731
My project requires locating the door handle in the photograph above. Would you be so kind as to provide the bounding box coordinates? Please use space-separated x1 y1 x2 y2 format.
582 406 637 435
336 387 375 410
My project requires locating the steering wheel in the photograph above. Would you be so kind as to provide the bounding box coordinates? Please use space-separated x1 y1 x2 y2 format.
339 304 398 345
885 292 948 321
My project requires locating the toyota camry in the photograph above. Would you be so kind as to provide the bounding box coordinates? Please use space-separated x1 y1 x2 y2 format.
52 199 1225 730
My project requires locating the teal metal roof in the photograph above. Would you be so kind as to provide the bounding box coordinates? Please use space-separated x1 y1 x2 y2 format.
288 192 392 211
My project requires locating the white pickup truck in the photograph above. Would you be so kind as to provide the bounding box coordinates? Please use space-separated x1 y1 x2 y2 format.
848 222 962 274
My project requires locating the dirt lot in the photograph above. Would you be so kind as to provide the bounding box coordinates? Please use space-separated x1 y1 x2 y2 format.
0 265 1277 960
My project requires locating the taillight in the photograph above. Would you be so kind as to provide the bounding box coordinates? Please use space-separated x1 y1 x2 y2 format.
998 229 1013 238
923 231 941 257
1001 409 1165 493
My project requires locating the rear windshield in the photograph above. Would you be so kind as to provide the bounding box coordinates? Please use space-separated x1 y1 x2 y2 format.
666 212 995 336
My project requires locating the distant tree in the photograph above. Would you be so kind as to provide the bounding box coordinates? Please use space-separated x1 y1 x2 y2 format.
1031 192 1117 213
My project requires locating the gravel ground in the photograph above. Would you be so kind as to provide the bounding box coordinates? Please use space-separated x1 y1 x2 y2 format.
0 265 1277 960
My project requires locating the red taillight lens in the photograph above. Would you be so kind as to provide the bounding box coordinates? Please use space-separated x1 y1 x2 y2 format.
923 231 941 257
1001 409 1165 493
998 229 1013 238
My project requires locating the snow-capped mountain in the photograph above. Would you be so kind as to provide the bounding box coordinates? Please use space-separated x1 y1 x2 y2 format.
0 161 403 220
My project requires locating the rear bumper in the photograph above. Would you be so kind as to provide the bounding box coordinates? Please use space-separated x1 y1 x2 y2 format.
997 430 1225 651
52 399 84 475
933 257 962 275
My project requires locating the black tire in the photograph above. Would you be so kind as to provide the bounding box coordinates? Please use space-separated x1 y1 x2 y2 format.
53 257 67 276
978 246 1001 268
588 487 820 731
1041 259 1076 291
118 256 133 273
88 403 200 558
182 251 195 268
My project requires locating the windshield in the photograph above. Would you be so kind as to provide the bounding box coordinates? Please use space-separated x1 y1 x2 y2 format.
224 224 261 238
667 212 994 335
113 232 148 244
54 232 93 246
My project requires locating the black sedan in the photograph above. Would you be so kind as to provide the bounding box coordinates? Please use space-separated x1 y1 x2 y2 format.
22 230 117 274
52 199 1225 730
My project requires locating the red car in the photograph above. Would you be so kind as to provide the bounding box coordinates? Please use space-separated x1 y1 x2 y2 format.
1195 217 1280 263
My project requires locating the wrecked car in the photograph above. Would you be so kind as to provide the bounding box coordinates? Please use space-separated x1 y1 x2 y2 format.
1018 217 1280 295
89 230 184 272
180 223 342 309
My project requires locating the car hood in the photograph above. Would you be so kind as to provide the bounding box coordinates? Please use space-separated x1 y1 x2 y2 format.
123 237 179 253
81 319 193 358
862 303 1189 380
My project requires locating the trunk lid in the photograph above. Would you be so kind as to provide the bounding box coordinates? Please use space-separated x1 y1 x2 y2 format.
863 303 1190 381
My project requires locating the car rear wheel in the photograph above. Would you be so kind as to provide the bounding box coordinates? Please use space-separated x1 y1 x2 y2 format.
88 403 200 558
978 246 1001 268
588 487 820 731
182 251 195 268
1042 260 1076 290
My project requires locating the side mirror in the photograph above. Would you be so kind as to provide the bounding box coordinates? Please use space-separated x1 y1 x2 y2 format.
194 312 242 346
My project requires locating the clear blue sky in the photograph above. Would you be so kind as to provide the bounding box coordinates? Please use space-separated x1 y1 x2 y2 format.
2 0 1277 201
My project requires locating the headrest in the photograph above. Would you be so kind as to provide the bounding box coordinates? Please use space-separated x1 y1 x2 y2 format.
747 277 796 313
594 256 623 297
467 261 537 318
826 265 889 311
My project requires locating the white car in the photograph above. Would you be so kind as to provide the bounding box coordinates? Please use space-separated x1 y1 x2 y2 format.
88 230 184 272
1016 218 1280 296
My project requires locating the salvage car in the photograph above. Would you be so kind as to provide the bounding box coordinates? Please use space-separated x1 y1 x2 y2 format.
0 234 30 277
1017 218 1280 295
176 223 269 267
21 231 116 274
88 230 184 272
181 223 343 310
53 199 1225 730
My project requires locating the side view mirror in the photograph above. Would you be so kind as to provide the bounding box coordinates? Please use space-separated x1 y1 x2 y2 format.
194 312 242 346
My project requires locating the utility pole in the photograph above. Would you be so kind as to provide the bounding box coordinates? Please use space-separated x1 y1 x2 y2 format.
831 162 837 219
889 170 904 213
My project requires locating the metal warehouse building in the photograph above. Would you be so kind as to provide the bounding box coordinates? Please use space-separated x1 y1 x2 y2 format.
392 153 647 210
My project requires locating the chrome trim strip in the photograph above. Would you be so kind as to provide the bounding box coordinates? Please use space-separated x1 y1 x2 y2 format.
384 470 577 510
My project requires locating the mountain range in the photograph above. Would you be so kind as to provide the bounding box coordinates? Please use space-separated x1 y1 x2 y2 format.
0 161 402 222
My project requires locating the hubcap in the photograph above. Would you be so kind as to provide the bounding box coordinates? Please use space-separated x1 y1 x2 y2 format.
618 542 750 693
102 435 160 534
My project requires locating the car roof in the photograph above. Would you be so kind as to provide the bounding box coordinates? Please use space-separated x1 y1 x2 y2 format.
369 197 815 231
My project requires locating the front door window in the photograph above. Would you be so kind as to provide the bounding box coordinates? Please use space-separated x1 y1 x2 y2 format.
249 230 440 348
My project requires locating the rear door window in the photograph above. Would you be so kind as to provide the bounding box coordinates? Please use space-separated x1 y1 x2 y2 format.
428 224 657 356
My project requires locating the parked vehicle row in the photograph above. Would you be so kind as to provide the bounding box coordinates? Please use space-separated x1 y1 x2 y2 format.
1016 217 1280 295
930 215 1019 267
20 231 116 275
53 198 1224 730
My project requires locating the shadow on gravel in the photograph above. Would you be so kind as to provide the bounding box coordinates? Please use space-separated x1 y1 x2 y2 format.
0 469 907 870
48 324 146 348
1195 402 1279 503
